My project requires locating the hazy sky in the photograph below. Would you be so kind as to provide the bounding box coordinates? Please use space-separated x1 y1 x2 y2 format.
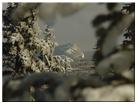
3 3 108 51
53 4 108 51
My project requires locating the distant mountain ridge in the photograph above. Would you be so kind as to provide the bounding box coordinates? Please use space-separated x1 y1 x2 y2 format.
54 43 84 60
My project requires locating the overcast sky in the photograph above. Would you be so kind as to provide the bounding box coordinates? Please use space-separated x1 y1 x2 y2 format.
53 4 108 51
3 3 108 51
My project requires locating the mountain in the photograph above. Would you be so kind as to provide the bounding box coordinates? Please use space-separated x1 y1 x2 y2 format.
54 43 84 60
